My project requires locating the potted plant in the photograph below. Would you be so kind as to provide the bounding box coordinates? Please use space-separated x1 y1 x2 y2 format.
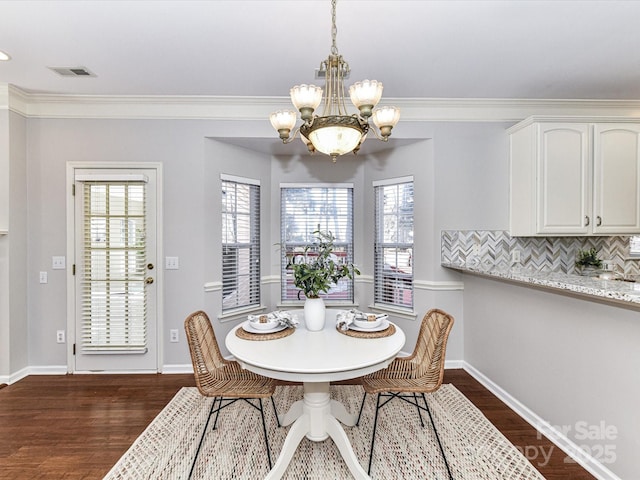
288 230 360 330
575 247 602 276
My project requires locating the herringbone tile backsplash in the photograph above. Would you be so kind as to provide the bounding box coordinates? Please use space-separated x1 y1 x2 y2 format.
441 230 640 277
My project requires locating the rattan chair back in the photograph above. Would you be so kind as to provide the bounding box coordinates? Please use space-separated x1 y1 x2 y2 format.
184 310 276 398
409 308 455 388
360 308 454 394
184 310 227 392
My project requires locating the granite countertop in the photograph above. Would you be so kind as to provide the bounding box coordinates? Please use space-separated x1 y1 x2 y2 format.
442 262 640 306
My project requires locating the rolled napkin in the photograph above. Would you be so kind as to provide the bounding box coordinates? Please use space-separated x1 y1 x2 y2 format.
336 310 355 331
248 310 299 328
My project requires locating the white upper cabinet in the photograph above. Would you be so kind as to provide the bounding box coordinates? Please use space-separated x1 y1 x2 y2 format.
592 124 640 234
509 117 640 236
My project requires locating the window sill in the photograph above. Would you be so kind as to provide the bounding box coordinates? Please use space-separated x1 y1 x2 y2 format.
368 304 417 320
218 305 268 323
276 301 361 310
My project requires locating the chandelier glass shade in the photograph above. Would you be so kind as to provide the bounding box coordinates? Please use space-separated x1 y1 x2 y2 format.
269 0 400 162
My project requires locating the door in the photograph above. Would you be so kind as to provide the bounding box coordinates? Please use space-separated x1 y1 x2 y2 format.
72 167 159 372
537 123 590 234
593 124 640 234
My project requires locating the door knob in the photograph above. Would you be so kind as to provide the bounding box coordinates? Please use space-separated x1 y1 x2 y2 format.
145 277 154 285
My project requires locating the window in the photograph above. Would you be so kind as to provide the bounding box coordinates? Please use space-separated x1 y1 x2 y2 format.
221 175 260 312
80 181 147 352
374 177 414 310
281 184 355 302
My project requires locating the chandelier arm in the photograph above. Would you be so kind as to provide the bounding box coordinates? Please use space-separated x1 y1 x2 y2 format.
280 127 302 144
368 125 390 142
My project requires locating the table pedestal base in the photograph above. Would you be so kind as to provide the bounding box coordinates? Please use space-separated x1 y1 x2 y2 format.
265 381 369 480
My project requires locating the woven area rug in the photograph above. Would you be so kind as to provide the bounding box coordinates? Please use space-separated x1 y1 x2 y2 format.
104 384 545 480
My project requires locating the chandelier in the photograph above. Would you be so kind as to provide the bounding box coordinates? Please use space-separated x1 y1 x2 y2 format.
269 0 400 163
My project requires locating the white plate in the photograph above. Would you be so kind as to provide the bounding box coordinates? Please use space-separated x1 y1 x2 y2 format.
242 321 287 334
353 316 385 329
349 319 390 333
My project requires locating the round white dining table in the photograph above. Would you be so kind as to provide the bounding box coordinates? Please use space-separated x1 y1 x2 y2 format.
225 309 406 480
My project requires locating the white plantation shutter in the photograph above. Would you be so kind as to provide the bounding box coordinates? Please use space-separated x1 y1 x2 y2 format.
221 175 261 312
80 181 147 353
374 177 414 310
280 184 355 302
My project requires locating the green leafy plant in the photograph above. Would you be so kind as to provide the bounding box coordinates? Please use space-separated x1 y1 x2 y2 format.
575 247 602 269
287 230 360 299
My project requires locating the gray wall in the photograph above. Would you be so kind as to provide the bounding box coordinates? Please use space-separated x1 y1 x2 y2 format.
0 109 28 378
9 111 28 374
0 108 9 376
464 276 639 479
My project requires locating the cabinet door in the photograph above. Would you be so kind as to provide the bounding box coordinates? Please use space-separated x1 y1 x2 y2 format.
537 123 590 234
593 124 640 234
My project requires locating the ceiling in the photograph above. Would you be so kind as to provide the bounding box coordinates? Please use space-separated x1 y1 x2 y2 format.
1 0 640 101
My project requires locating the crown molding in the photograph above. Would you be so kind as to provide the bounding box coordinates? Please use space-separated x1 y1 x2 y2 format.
3 84 640 122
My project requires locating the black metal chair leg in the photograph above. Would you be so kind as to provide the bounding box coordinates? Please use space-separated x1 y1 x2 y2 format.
212 396 223 430
422 393 453 480
367 393 382 475
271 396 281 428
413 392 425 427
355 391 367 426
188 398 217 480
258 398 273 469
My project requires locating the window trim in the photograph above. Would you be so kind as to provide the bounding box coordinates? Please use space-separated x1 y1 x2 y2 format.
221 174 261 313
373 177 414 311
280 183 356 304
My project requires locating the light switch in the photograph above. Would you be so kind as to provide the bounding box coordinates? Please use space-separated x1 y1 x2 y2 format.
39 271 48 284
165 257 179 270
52 256 66 270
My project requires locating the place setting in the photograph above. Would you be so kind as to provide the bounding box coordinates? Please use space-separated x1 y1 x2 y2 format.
335 309 396 338
235 310 299 341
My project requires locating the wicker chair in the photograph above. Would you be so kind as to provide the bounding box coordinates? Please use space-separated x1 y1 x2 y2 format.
355 308 455 478
184 310 279 476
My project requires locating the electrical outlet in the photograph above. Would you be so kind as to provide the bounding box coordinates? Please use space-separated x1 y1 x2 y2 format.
52 256 66 270
39 271 48 283
170 329 179 343
511 250 521 263
56 330 65 343
165 257 179 270
601 259 614 271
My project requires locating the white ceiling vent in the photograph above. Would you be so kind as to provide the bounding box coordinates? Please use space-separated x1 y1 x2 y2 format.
48 66 96 77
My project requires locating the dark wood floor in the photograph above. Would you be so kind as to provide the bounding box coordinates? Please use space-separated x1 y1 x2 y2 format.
0 369 594 480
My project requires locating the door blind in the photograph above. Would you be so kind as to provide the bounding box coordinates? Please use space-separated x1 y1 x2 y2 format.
80 181 147 353
280 184 355 302
374 179 414 309
221 177 261 312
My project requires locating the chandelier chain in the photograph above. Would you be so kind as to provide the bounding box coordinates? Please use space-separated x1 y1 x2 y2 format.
330 0 338 55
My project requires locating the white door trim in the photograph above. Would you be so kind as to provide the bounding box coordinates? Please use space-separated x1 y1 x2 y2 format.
65 162 164 373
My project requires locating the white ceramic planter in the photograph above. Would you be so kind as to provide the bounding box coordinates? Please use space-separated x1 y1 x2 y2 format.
304 297 326 331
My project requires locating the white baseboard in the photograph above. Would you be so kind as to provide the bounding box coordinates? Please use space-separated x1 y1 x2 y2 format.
161 364 194 374
1 360 466 384
463 362 621 480
1 365 68 385
445 359 464 369
0 366 30 385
